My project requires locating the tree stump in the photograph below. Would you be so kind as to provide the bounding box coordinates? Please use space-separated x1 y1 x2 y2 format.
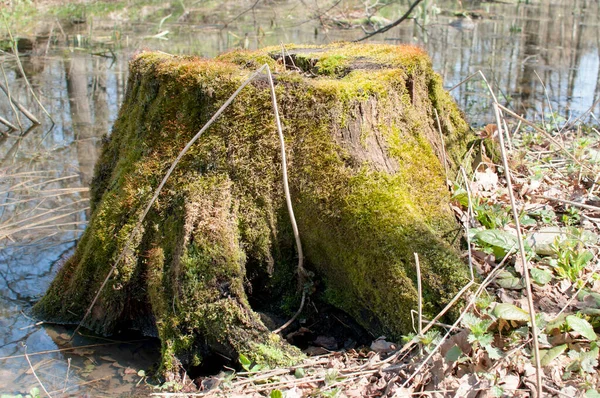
34 43 473 375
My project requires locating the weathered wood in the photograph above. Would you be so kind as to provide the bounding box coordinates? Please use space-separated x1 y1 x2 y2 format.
34 43 473 376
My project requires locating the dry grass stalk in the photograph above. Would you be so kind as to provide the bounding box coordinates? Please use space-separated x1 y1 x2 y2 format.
498 104 594 173
266 64 305 286
414 253 423 336
493 102 543 398
4 23 53 123
22 344 53 397
0 115 18 131
0 66 25 130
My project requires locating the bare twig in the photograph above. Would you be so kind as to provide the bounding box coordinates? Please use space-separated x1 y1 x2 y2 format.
273 289 306 334
223 0 261 28
354 0 424 42
535 195 600 213
5 28 54 123
0 66 24 130
460 166 475 281
0 115 18 131
414 253 422 336
493 102 543 398
400 248 513 389
266 65 305 286
534 70 559 133
62 358 71 393
0 81 40 125
22 344 53 397
450 70 499 104
498 104 594 173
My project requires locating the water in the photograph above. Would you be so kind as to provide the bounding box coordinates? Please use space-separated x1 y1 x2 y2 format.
0 0 598 395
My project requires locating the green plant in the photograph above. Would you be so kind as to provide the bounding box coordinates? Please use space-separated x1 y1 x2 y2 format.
0 388 40 398
561 206 581 226
549 238 593 282
565 344 599 376
461 313 501 359
239 353 267 373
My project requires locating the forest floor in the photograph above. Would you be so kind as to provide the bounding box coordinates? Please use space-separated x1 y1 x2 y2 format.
170 108 600 398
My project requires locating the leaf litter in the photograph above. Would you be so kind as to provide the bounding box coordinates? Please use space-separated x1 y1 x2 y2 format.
161 107 600 397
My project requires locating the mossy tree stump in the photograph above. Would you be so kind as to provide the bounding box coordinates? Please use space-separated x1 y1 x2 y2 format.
34 43 473 375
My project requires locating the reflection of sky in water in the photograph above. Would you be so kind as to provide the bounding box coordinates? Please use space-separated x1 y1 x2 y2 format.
572 51 599 112
0 0 599 394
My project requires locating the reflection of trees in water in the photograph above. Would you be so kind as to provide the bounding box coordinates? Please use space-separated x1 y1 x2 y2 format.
516 3 540 114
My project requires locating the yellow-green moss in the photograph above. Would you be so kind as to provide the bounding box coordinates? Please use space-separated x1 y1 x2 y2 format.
35 43 473 374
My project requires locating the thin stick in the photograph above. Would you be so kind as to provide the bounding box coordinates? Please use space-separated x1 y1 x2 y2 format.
534 70 559 133
22 344 53 397
273 289 306 334
0 116 18 131
72 63 270 339
498 104 594 173
354 0 425 42
266 65 305 285
0 66 24 130
400 249 512 389
450 70 499 104
414 253 422 336
0 81 40 125
62 358 71 393
563 97 600 131
493 102 542 398
5 27 54 123
460 166 475 281
535 195 600 212
47 377 109 396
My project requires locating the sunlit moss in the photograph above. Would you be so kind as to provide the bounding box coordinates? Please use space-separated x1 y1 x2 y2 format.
34 43 473 374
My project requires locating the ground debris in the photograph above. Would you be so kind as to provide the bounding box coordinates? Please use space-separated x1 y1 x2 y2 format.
157 115 600 398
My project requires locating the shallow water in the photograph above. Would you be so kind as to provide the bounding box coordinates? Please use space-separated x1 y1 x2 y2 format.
0 0 598 395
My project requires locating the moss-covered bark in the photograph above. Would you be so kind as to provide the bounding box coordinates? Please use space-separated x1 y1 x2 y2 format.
34 43 473 374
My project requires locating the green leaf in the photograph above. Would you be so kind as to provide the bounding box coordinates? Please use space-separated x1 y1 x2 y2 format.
581 346 599 373
270 390 284 398
238 353 252 371
546 316 567 333
496 271 524 289
574 251 594 267
474 229 518 257
492 303 530 321
294 367 305 378
445 344 463 362
491 385 504 397
531 268 552 285
483 344 502 359
540 344 567 367
585 389 600 398
566 315 598 341
137 370 146 377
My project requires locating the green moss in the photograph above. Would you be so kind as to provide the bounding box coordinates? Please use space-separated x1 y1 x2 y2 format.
35 43 473 374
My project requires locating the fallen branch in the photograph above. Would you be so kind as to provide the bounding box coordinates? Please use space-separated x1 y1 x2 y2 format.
354 0 424 42
0 81 41 125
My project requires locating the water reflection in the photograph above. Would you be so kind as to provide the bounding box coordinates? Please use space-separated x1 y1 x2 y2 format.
0 0 599 395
